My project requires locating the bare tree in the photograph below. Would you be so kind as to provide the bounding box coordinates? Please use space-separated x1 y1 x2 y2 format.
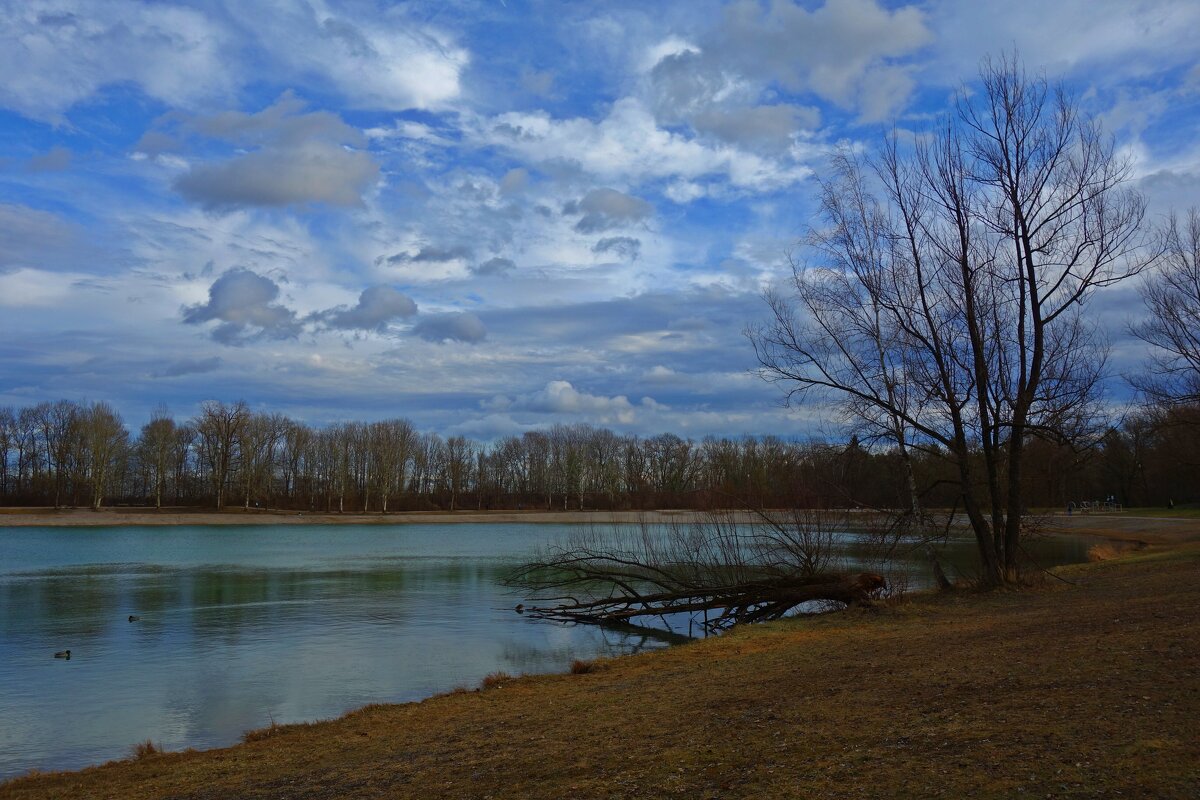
80 402 128 510
444 435 474 511
370 419 415 513
34 400 80 508
193 400 249 509
750 56 1150 584
1132 208 1200 406
0 406 13 499
138 407 176 509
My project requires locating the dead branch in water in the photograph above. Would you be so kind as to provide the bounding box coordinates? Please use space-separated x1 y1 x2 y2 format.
506 510 885 633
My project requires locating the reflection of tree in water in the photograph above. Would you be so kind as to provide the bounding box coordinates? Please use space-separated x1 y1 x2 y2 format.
497 619 678 671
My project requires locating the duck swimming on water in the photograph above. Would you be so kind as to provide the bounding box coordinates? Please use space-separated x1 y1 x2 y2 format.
54 650 71 659
128 615 140 622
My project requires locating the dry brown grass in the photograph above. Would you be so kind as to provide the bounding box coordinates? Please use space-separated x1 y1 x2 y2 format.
241 719 283 744
569 658 597 675
3 544 1198 800
130 741 158 760
479 671 513 690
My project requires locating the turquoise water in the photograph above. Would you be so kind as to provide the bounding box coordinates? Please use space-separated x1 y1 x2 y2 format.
0 523 674 779
0 523 1090 779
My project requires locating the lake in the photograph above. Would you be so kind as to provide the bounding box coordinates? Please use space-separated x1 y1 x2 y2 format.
0 522 1091 779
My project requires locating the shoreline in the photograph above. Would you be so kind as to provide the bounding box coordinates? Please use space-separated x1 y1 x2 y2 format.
3 540 1195 798
2 506 1198 545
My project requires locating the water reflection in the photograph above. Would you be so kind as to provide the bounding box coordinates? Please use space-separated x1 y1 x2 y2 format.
0 524 674 778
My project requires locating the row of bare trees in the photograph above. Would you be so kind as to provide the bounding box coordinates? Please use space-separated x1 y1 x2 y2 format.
0 399 879 511
0 397 1194 513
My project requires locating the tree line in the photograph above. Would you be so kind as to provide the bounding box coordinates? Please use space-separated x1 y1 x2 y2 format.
0 398 1194 513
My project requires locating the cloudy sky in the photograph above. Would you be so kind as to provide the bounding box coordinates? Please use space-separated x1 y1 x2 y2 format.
0 0 1197 439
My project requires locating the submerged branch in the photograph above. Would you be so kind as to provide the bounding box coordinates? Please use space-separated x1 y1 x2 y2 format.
505 510 886 633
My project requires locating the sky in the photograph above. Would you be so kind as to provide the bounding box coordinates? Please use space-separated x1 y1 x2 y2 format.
0 0 1197 440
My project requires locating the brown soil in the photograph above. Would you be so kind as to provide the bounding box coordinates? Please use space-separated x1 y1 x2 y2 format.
3 543 1196 799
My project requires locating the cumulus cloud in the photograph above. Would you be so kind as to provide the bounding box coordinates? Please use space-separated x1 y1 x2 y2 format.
513 380 663 425
172 94 379 209
593 236 641 261
182 268 300 344
412 312 487 343
471 257 516 276
564 188 653 233
318 285 417 332
151 356 222 378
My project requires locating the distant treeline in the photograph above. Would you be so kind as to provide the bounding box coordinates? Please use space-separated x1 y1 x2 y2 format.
0 399 1196 512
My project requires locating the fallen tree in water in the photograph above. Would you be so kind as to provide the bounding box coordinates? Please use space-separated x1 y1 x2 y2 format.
506 510 886 634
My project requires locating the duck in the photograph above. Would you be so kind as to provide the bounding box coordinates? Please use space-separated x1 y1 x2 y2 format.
514 603 525 614
54 650 71 659
128 615 140 622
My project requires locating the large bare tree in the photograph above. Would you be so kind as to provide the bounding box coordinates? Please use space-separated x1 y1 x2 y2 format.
750 56 1151 584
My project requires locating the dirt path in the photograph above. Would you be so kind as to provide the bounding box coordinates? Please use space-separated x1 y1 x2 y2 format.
4 544 1196 799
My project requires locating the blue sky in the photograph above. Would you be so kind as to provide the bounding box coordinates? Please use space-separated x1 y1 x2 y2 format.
0 0 1197 438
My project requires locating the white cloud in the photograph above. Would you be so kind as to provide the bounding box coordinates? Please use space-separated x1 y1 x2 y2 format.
519 380 647 425
0 2 232 122
477 98 810 191
224 2 467 111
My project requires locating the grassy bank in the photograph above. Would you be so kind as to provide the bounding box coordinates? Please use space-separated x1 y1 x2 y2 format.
3 542 1197 799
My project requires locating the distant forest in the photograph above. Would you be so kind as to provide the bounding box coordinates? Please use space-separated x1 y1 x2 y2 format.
1 399 1196 513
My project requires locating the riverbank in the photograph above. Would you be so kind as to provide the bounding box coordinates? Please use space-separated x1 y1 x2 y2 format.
3 538 1196 798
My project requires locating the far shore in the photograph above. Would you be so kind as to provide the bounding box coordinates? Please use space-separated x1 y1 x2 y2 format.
0 506 758 528
2 505 1198 544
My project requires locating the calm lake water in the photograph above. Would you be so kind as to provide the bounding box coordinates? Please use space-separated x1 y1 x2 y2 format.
0 523 1091 778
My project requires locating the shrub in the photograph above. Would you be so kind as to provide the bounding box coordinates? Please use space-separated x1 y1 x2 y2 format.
132 740 159 759
479 671 512 690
